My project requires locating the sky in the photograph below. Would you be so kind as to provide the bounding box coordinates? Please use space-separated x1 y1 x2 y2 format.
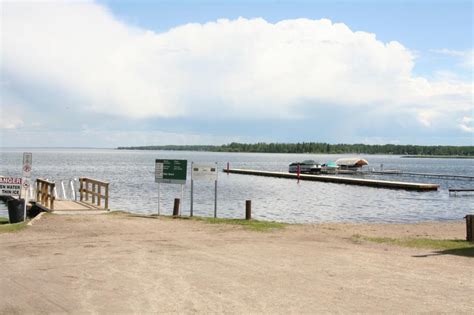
1 0 473 147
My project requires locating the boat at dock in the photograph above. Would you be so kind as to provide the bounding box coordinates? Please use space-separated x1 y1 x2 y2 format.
321 162 339 174
289 160 322 174
335 158 369 170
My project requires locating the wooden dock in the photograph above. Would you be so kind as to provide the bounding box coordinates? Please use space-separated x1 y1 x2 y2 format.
448 189 474 195
371 171 474 181
224 169 439 191
33 177 110 213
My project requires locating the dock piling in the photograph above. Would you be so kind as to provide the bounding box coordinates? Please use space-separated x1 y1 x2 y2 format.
245 200 251 220
466 215 474 242
173 198 180 217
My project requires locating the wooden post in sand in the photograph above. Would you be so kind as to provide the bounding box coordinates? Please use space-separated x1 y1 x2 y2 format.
173 198 180 217
466 215 474 242
245 200 251 220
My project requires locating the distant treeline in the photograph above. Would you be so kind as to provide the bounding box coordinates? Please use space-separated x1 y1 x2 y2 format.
117 142 474 156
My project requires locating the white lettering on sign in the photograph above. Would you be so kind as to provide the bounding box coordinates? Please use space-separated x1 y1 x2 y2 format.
192 163 218 181
0 177 22 196
155 162 164 179
0 177 22 185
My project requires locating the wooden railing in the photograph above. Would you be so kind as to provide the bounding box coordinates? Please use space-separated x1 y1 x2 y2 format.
79 177 109 210
36 178 55 210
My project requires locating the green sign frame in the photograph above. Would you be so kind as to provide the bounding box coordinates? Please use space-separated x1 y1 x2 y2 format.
155 159 188 184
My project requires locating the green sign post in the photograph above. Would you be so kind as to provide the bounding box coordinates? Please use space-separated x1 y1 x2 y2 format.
155 159 188 216
155 159 187 184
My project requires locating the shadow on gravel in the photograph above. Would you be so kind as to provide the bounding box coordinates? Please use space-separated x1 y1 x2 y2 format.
413 247 474 258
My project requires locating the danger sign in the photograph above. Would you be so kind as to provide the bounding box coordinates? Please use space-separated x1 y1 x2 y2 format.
0 177 22 197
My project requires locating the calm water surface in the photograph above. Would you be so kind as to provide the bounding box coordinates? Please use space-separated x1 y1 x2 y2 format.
1 148 473 223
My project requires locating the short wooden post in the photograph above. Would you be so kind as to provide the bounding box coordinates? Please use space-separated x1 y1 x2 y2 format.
85 181 89 201
466 215 474 242
43 183 48 205
173 198 180 217
245 200 251 220
50 183 55 210
97 185 101 207
91 183 96 204
79 178 83 201
36 180 40 202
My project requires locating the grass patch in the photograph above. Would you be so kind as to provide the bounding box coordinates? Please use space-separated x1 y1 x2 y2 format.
0 217 28 233
106 211 286 231
106 210 131 215
353 234 474 257
191 217 287 231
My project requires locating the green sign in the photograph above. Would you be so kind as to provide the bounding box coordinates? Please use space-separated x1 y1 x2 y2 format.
155 159 187 184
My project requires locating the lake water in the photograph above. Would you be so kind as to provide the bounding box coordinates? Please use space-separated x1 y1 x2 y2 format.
1 148 473 223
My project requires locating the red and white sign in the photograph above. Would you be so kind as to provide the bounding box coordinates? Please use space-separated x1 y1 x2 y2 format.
22 152 32 178
0 177 22 196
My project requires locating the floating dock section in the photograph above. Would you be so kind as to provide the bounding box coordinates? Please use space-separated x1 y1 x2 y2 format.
224 169 439 191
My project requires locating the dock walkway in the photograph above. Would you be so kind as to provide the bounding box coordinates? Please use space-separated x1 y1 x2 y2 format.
371 171 474 181
225 169 439 191
32 177 110 214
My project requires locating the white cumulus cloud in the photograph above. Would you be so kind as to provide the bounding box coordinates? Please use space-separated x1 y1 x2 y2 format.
460 116 474 133
1 0 472 132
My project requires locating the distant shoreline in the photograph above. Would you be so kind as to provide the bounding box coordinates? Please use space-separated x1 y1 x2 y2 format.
116 143 474 157
402 155 474 159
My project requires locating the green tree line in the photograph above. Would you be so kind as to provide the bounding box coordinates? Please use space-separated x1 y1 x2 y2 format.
117 142 474 156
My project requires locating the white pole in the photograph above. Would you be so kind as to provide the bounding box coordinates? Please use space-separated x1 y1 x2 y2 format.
70 180 76 200
61 181 67 199
23 186 27 222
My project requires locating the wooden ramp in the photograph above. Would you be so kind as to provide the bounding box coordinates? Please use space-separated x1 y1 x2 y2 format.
34 177 110 214
54 200 101 211
53 200 108 214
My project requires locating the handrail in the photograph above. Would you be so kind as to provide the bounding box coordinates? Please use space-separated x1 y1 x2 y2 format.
79 177 109 210
36 178 55 210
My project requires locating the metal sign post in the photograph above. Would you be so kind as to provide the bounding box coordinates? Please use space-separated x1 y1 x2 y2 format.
157 183 161 215
22 152 32 221
190 162 194 217
214 177 218 218
180 184 184 215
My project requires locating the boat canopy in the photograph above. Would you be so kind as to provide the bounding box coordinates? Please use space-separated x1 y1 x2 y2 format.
335 158 369 167
289 160 319 166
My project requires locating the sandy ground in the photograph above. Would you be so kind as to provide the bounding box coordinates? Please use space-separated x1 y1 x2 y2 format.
0 213 472 314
